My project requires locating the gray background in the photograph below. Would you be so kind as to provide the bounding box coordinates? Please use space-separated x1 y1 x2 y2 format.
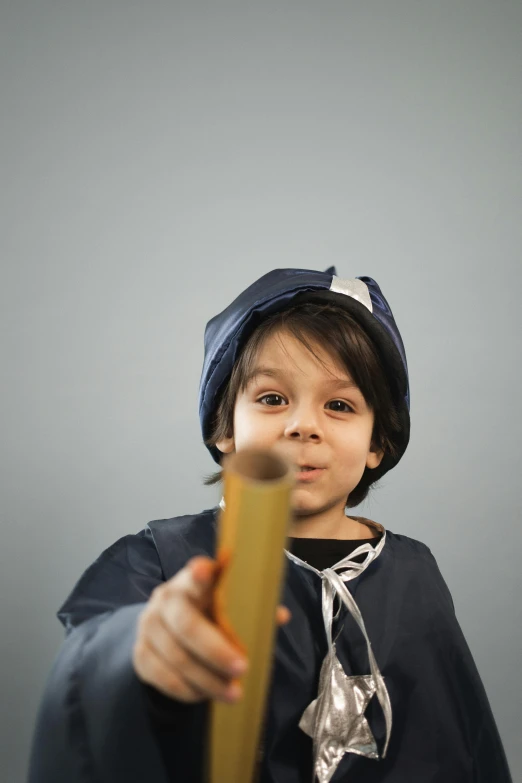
1 2 520 781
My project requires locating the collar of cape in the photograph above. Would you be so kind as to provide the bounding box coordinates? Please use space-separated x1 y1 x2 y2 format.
217 495 386 579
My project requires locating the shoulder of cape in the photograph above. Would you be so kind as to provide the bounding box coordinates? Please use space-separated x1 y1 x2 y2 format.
384 530 456 612
383 529 438 565
146 506 219 580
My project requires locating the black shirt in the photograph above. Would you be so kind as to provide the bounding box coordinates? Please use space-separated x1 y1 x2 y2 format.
287 533 382 570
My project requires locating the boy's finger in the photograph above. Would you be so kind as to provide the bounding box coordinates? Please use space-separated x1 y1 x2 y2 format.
166 601 248 680
276 605 292 625
190 557 216 585
169 557 218 605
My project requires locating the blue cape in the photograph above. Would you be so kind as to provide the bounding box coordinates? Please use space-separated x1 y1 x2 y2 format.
28 507 512 782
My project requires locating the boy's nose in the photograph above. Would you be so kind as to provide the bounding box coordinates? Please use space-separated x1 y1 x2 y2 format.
286 429 321 442
284 410 323 442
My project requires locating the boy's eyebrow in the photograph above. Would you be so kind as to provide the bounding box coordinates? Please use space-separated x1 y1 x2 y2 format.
244 366 359 390
243 367 282 387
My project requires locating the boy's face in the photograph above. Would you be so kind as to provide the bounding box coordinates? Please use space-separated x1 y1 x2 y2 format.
216 329 384 520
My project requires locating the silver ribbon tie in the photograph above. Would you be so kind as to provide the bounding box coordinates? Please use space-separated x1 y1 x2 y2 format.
285 526 392 783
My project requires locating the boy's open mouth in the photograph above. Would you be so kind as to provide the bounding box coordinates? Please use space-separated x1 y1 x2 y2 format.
295 465 325 480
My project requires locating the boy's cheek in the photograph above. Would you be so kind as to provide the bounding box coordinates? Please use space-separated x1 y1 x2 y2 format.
234 417 278 448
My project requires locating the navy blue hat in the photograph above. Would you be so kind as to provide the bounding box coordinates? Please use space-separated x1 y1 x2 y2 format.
199 267 410 483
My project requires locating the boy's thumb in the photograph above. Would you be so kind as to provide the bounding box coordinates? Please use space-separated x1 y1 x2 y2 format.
190 556 216 586
184 556 220 610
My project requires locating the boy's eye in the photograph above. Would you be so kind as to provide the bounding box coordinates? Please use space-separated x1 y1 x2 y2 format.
258 394 286 406
327 400 353 413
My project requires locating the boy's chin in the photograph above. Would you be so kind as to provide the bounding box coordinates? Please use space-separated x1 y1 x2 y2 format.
290 492 341 518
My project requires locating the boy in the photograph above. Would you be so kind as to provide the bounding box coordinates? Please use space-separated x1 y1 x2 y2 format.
28 267 512 782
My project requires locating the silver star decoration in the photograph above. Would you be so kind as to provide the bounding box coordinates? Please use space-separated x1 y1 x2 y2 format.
299 650 380 783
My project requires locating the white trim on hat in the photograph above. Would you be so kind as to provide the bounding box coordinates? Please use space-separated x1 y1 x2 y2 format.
329 277 373 313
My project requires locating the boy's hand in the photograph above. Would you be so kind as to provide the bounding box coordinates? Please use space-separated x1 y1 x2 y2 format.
132 555 292 704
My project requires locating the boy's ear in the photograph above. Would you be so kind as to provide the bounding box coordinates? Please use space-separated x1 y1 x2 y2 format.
366 443 385 470
215 435 235 454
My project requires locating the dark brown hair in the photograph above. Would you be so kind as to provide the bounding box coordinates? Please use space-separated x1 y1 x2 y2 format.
203 300 402 507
